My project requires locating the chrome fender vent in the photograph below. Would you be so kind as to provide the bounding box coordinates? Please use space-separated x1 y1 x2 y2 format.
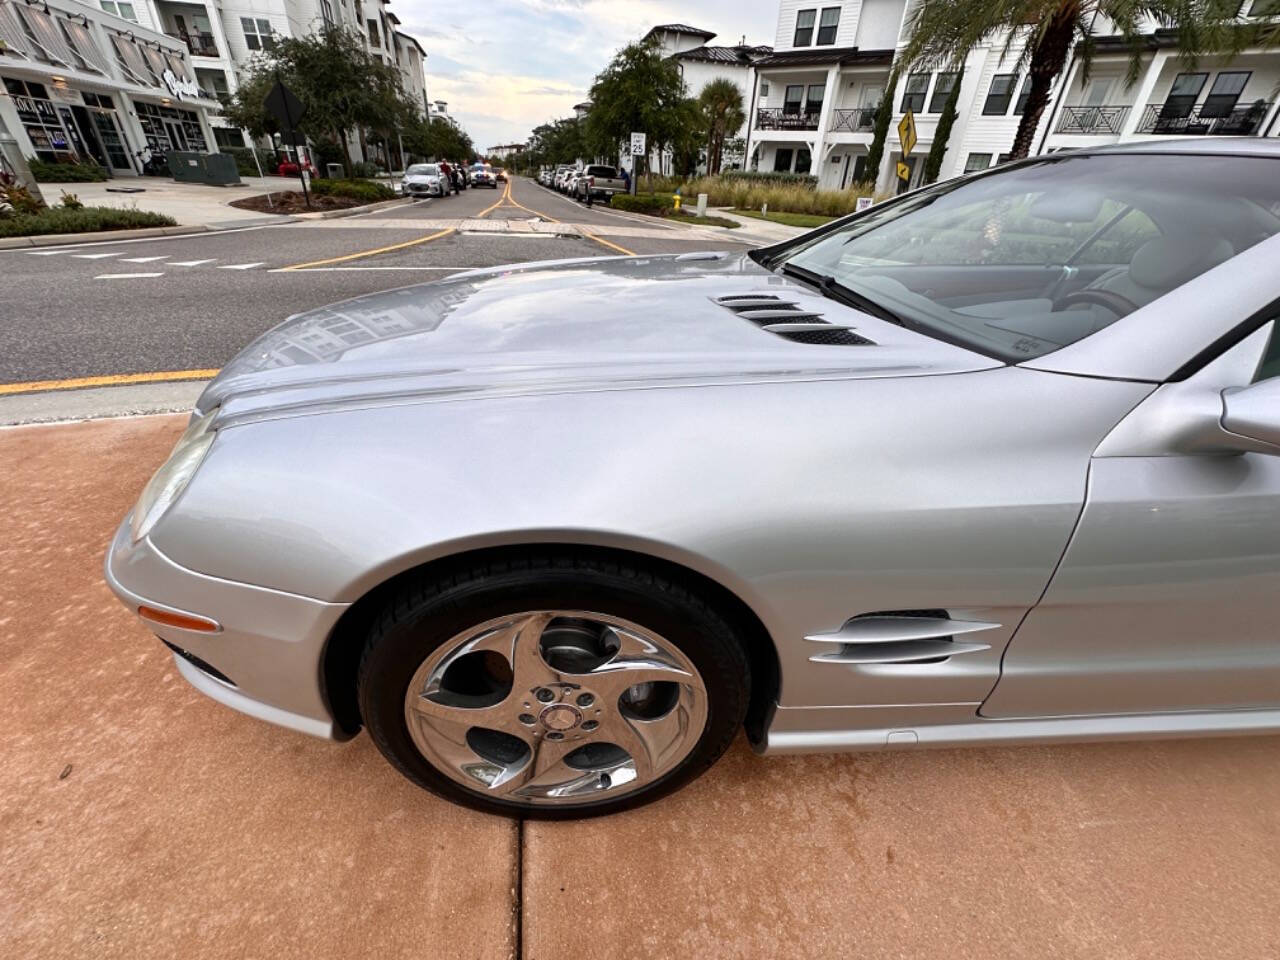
806 612 1001 665
713 294 873 346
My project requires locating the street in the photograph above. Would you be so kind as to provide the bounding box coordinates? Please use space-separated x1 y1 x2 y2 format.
0 177 752 391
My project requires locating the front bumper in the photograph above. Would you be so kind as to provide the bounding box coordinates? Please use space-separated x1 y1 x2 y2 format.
104 515 350 740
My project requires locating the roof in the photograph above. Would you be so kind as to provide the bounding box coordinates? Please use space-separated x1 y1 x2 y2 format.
395 30 426 55
573 101 592 111
755 46 894 68
673 44 773 64
644 23 717 42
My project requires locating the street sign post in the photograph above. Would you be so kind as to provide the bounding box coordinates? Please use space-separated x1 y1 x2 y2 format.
896 110 917 189
264 78 311 208
629 131 646 195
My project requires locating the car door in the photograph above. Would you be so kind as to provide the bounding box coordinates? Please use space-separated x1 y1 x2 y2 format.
983 318 1280 718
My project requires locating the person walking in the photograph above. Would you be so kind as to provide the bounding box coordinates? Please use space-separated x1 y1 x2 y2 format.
440 159 455 195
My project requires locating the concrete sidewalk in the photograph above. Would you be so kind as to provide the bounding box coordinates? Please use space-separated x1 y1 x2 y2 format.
41 175 286 228
5 416 1280 959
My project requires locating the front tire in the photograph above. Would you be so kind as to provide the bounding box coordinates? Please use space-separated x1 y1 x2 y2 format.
357 555 749 818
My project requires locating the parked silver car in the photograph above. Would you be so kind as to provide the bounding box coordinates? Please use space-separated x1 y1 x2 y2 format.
107 140 1280 818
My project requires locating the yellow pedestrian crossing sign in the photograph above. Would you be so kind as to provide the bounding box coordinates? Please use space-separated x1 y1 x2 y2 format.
898 111 917 156
896 160 911 182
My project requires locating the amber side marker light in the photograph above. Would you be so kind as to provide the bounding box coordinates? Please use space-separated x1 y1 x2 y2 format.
137 605 220 633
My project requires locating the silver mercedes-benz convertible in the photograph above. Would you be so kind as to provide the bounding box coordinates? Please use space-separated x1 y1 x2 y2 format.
107 140 1280 817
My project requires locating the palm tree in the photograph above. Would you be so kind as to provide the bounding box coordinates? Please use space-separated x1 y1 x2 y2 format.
698 78 746 175
898 0 1273 160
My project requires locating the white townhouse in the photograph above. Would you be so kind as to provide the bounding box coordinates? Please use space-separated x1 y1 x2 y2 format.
635 22 772 175
746 0 1280 193
0 0 221 176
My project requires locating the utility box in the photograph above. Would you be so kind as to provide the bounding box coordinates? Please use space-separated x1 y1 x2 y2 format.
326 162 344 179
168 151 242 186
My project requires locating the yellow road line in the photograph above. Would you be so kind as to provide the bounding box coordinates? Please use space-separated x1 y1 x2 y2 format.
508 180 635 256
279 227 455 271
0 368 219 396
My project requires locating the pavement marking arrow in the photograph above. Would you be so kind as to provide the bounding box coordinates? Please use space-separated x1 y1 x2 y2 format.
218 262 265 270
23 250 66 256
95 272 165 279
120 256 169 263
74 252 122 259
169 259 216 267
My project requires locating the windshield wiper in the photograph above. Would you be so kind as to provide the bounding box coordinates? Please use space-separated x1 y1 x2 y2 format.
779 263 908 328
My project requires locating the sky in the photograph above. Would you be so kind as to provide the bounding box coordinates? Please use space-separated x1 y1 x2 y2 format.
393 0 779 152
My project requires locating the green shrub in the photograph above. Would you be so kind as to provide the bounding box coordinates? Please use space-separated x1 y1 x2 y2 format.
221 147 278 177
350 161 382 179
26 158 108 182
719 170 818 187
679 175 871 217
0 205 175 238
1 176 44 215
59 190 83 210
609 193 671 213
308 178 395 202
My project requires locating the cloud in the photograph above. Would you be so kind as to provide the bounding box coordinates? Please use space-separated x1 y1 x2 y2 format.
396 0 777 151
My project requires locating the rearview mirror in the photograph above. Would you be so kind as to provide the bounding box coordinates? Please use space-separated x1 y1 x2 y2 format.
1221 379 1280 454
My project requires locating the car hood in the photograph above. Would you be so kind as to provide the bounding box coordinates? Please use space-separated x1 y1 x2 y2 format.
404 174 439 182
197 251 999 426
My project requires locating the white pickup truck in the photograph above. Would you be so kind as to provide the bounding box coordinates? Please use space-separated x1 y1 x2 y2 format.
574 164 627 203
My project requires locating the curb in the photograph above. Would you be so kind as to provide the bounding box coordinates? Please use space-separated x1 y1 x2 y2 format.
0 224 211 250
291 197 413 221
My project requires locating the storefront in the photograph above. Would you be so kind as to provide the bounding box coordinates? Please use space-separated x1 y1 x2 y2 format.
0 0 221 176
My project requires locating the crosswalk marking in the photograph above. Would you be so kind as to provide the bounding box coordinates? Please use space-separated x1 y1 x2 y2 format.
73 252 122 259
169 259 215 267
95 272 165 279
217 262 264 270
119 256 169 263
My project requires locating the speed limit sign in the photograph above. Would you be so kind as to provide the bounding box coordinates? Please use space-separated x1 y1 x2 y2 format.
630 132 646 156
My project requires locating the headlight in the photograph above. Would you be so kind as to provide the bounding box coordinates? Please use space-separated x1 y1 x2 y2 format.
130 410 217 543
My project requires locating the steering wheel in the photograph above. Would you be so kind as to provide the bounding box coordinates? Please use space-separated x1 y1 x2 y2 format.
1052 288 1140 316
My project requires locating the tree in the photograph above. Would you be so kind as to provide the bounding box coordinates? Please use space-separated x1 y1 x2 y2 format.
923 64 964 183
698 78 746 175
219 27 423 175
525 117 586 168
402 116 475 163
898 0 1276 162
584 37 688 175
862 69 898 185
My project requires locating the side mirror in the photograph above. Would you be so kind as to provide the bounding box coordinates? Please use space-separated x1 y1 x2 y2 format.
1221 380 1280 454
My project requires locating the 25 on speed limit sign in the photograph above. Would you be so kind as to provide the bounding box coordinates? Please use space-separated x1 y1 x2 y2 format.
630 132 646 156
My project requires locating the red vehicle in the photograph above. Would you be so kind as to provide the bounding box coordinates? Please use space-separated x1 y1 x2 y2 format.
277 159 315 176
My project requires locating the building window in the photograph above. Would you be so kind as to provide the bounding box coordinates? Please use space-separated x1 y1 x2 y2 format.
773 147 794 172
367 18 380 46
241 18 275 52
783 84 804 115
760 80 769 97
1248 0 1280 13
100 1 138 23
213 126 244 149
805 84 824 116
319 0 334 26
996 152 1012 165
928 72 958 112
1200 71 1250 117
1161 72 1208 118
983 74 1018 114
1012 77 1031 114
964 152 992 173
793 9 815 46
795 147 812 174
816 7 840 45
852 154 868 182
900 73 929 113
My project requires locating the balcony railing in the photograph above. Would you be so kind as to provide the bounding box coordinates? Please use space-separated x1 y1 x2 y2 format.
170 31 219 58
829 107 877 133
1055 105 1129 135
756 107 820 131
1137 100 1272 136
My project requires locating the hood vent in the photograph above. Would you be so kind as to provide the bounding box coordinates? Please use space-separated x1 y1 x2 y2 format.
713 294 872 346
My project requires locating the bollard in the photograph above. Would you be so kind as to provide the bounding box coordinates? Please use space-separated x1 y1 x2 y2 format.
762 202 768 218
696 193 707 218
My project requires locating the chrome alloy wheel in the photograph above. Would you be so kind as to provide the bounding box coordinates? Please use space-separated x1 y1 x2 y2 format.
403 611 709 805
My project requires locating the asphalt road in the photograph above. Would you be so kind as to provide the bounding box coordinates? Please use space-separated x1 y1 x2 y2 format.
0 177 753 387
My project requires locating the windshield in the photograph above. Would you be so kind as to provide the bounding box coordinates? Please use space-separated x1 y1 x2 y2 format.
406 164 438 175
773 153 1280 361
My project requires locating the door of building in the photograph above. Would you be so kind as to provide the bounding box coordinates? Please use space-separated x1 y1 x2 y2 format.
165 119 189 151
67 105 110 170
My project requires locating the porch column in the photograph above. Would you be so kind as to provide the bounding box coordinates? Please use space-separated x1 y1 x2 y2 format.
1117 49 1171 138
813 64 840 167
